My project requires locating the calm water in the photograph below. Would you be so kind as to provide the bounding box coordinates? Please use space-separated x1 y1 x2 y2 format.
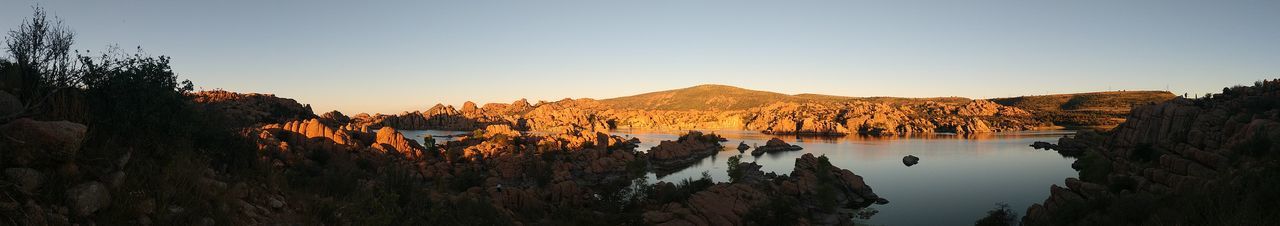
400 130 469 145
616 129 1077 226
402 129 1077 225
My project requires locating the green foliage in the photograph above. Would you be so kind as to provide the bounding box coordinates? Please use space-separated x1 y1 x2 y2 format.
727 155 743 183
974 203 1018 226
78 51 195 157
1 6 77 104
648 172 714 204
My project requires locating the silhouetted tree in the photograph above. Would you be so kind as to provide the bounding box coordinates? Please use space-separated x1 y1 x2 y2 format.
1 6 77 120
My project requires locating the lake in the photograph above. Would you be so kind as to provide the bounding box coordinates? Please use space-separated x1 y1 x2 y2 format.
402 129 1077 226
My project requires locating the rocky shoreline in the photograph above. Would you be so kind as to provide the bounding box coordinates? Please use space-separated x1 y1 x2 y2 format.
647 131 726 176
341 85 1171 138
1021 80 1280 225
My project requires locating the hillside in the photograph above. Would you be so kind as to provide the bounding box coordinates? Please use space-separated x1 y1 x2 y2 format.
599 84 809 111
989 91 1176 128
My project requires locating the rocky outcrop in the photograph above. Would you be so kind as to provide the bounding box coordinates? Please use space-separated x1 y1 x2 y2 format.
66 181 111 217
644 153 885 225
192 90 314 126
374 126 428 158
341 88 1063 137
751 138 803 156
1023 80 1280 225
903 155 919 167
5 168 44 193
0 118 87 166
647 131 725 175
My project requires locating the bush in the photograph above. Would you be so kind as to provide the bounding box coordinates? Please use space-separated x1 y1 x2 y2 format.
974 203 1018 226
726 155 743 183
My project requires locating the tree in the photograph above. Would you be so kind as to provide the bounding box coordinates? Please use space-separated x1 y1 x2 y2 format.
726 155 743 183
1 6 77 120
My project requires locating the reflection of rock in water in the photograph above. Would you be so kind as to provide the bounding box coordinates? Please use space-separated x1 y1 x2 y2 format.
903 155 920 167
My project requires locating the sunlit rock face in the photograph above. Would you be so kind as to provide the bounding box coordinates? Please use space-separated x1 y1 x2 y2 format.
332 85 1175 137
191 90 315 126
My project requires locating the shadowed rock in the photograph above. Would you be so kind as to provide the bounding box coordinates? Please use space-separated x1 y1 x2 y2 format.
903 155 920 167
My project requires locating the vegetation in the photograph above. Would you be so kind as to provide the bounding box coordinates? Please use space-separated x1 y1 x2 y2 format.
601 84 806 111
974 203 1018 226
989 91 1176 128
726 155 743 183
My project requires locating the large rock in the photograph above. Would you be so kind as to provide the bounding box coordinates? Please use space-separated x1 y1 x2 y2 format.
0 118 87 166
67 181 111 217
750 138 803 156
374 127 427 158
4 168 44 193
902 155 920 167
0 90 21 117
647 131 724 174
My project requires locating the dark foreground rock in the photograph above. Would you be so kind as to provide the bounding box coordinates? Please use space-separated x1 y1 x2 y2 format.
1022 80 1280 225
644 153 886 226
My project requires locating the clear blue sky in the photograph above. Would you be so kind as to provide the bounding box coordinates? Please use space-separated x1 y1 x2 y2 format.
2 0 1277 114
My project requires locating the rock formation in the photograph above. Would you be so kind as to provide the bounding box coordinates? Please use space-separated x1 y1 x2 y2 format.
643 153 886 225
903 155 920 167
648 131 725 175
192 90 314 126
751 138 803 156
1022 80 1280 225
0 118 87 166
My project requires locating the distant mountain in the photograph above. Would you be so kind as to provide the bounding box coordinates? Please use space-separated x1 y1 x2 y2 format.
599 84 1175 114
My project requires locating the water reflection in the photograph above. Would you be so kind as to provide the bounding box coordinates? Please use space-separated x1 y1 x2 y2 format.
399 130 469 145
613 129 1077 226
398 128 1078 225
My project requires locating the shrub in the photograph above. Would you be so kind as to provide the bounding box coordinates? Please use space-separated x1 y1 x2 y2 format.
974 203 1018 226
726 155 743 183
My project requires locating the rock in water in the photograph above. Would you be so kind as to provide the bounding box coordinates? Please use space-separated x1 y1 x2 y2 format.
648 131 725 174
736 141 750 154
903 155 920 167
67 182 111 216
750 138 803 156
1030 141 1057 150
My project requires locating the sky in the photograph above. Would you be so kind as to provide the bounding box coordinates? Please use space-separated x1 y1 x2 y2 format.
1 0 1277 114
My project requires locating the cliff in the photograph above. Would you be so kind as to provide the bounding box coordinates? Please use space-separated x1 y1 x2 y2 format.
1022 80 1280 225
